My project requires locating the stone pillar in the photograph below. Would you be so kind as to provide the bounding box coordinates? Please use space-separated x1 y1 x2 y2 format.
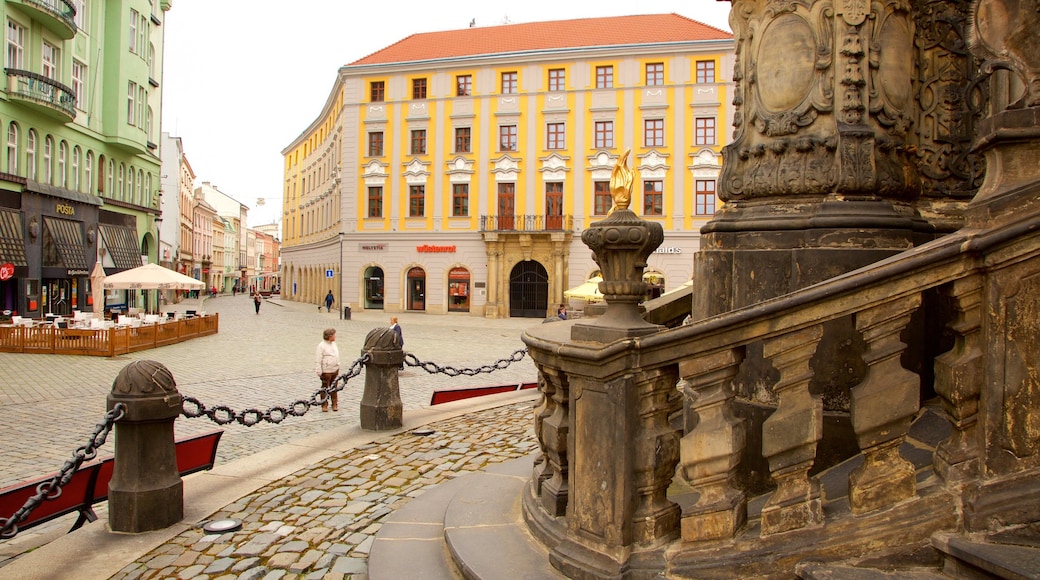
360 327 403 431
849 294 921 514
535 366 569 516
107 360 183 533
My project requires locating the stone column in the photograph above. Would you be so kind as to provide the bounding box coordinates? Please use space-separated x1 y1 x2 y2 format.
850 294 921 514
360 327 403 431
536 365 569 516
107 360 183 533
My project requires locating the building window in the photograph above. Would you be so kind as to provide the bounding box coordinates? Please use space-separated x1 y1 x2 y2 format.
696 180 717 215
501 71 517 94
43 136 53 184
595 65 613 89
452 183 468 217
71 146 80 191
85 151 92 194
107 159 114 195
367 186 382 217
498 183 515 228
58 141 67 187
370 81 385 102
26 130 35 180
408 185 425 217
73 0 86 30
412 77 427 99
127 167 134 202
72 61 84 107
695 117 717 146
129 9 138 53
548 68 565 91
646 62 664 86
137 169 143 204
644 119 664 147
410 129 426 155
42 42 59 79
643 180 663 216
138 12 146 58
6 123 17 175
456 74 472 96
499 125 517 151
454 127 471 153
546 123 565 150
696 60 715 84
118 163 124 198
127 81 137 125
368 131 383 156
594 121 614 149
6 21 23 69
594 181 611 215
546 181 563 229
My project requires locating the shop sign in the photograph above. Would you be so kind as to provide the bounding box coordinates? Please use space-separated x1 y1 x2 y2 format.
55 203 75 216
653 247 683 254
0 262 13 280
67 269 89 276
417 244 456 253
359 243 387 251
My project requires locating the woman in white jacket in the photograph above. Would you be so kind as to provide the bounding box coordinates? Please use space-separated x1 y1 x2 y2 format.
315 328 340 411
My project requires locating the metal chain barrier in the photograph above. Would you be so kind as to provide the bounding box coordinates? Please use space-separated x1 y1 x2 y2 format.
181 354 368 426
405 348 528 376
0 403 126 540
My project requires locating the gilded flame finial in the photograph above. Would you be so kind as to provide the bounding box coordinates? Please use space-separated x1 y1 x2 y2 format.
608 149 633 215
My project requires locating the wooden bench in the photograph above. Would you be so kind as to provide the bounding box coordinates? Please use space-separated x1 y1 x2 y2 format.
0 430 223 536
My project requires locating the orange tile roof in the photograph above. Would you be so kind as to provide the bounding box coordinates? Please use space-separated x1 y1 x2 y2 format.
349 13 732 67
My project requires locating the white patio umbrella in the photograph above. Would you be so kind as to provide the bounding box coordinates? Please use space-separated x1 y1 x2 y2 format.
563 276 604 302
103 263 205 290
89 261 106 319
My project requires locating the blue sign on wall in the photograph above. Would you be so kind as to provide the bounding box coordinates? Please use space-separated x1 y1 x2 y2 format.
326 269 334 278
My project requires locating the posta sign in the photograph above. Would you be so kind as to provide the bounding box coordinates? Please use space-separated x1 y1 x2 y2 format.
0 262 13 281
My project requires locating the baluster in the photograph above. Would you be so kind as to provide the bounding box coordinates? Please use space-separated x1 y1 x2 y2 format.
934 276 983 485
760 324 825 535
531 373 554 495
850 293 921 514
679 347 747 541
539 365 569 516
631 367 681 544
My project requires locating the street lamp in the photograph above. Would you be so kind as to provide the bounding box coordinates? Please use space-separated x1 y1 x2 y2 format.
338 232 344 319
154 215 163 313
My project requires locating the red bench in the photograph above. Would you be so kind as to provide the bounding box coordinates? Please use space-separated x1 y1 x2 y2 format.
429 382 538 405
0 430 223 536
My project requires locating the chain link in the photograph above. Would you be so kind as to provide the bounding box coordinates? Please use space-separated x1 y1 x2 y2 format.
0 403 126 540
181 355 368 426
404 348 528 377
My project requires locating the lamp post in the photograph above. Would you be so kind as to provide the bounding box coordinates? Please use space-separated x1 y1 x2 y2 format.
154 215 163 313
338 232 344 320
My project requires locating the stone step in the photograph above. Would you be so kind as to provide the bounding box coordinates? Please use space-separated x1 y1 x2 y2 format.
796 561 949 579
933 533 1040 580
369 454 563 580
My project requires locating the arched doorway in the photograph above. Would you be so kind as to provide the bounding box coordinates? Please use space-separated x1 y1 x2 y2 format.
406 267 425 311
509 261 548 318
364 266 384 309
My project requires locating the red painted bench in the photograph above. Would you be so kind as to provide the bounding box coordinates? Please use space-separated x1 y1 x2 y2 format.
0 430 223 536
429 382 538 405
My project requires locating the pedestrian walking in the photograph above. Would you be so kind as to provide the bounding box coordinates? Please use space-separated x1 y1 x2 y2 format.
390 316 404 369
315 328 340 412
325 290 335 313
253 291 262 315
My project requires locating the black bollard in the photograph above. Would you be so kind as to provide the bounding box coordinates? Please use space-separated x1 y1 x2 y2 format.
106 360 183 533
360 328 403 430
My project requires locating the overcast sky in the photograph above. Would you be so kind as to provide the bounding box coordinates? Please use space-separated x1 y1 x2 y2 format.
160 2 734 227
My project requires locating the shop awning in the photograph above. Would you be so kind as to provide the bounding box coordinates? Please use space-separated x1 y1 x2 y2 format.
43 217 88 271
98 224 143 270
0 208 27 267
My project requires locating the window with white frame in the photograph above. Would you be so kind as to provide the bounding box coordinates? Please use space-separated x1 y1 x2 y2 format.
127 166 134 201
6 20 23 69
84 151 92 194
71 146 80 191
71 61 84 108
129 9 138 53
73 0 86 30
58 141 67 187
107 159 114 195
42 43 59 79
43 136 53 184
127 81 137 125
138 13 147 58
137 169 143 204
6 123 17 175
118 163 124 199
26 129 35 180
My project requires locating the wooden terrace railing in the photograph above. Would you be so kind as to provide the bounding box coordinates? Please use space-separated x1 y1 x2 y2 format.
0 314 219 357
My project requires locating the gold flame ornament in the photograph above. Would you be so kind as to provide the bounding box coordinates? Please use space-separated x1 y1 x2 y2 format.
608 149 633 215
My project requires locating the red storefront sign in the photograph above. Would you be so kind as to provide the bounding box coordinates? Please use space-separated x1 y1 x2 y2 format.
0 263 13 281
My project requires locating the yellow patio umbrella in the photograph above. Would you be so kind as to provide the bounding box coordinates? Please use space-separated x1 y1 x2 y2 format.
563 276 604 302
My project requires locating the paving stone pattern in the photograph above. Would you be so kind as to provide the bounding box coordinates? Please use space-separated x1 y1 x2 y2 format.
108 401 538 580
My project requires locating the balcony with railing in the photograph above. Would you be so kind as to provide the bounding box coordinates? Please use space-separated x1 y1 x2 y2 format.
479 214 572 232
5 69 76 121
11 0 76 39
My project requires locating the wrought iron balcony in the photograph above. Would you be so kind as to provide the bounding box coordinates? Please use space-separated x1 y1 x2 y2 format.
5 69 76 121
479 214 572 232
11 0 76 39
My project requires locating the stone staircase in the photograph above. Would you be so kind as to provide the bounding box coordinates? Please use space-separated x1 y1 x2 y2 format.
368 405 1040 579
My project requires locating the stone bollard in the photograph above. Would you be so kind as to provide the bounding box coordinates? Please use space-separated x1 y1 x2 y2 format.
106 360 184 533
360 327 404 430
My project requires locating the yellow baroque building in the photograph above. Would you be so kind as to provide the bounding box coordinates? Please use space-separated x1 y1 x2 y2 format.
281 13 734 318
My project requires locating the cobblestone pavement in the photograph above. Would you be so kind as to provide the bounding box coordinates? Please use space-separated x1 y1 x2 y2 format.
110 402 538 580
0 295 539 489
